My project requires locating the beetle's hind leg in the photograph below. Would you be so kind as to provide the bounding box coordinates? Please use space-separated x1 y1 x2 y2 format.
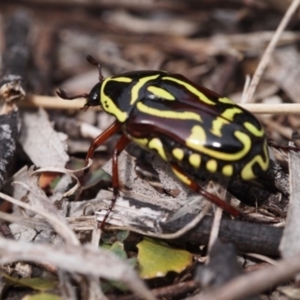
170 163 240 217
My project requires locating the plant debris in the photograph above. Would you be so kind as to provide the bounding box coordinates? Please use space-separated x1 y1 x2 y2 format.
1 1 300 299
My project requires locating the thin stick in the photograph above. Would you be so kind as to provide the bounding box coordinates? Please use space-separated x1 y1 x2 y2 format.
207 181 228 253
245 0 300 103
21 95 300 114
0 191 79 246
208 207 223 253
240 103 300 114
240 74 251 104
23 95 95 110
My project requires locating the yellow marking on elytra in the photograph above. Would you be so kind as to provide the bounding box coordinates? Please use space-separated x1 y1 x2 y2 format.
172 148 184 160
172 167 191 185
137 102 202 121
218 97 235 104
206 159 217 173
163 76 216 105
189 153 201 168
148 138 167 161
221 107 243 121
111 77 132 83
244 122 265 137
147 86 175 100
210 107 243 137
211 117 230 137
101 78 128 122
186 126 251 161
130 75 160 105
222 164 233 177
241 140 269 180
131 137 149 147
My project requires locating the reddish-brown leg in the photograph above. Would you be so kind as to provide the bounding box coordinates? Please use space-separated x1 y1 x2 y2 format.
171 163 240 217
83 120 128 229
100 134 131 229
85 121 122 166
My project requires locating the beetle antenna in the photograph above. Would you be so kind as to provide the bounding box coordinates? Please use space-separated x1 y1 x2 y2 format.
56 88 89 100
86 55 104 82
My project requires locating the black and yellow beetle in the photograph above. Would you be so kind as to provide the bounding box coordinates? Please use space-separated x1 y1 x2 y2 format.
57 55 269 224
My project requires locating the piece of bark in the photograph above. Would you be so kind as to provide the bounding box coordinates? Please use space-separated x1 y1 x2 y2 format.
195 239 259 300
280 146 300 264
161 215 282 257
0 10 31 189
196 239 241 287
0 111 19 189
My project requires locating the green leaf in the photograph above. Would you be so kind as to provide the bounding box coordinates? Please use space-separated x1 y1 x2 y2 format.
110 241 127 260
116 230 130 242
100 241 129 293
137 238 193 279
100 240 137 293
2 274 57 292
22 292 61 300
85 168 111 188
127 257 138 267
101 280 128 293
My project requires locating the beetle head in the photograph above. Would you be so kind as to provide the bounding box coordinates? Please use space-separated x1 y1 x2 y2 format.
84 81 102 108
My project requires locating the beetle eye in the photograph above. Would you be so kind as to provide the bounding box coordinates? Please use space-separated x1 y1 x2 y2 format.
89 92 99 106
87 82 102 106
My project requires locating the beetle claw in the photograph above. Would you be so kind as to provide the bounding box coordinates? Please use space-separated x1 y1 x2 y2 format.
56 88 68 99
86 55 99 66
56 88 89 100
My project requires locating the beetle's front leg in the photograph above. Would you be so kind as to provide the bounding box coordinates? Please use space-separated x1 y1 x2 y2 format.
85 120 122 166
101 134 131 229
170 163 240 217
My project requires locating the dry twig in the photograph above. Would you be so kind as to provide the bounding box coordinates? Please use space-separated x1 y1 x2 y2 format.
23 95 300 114
245 0 300 102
